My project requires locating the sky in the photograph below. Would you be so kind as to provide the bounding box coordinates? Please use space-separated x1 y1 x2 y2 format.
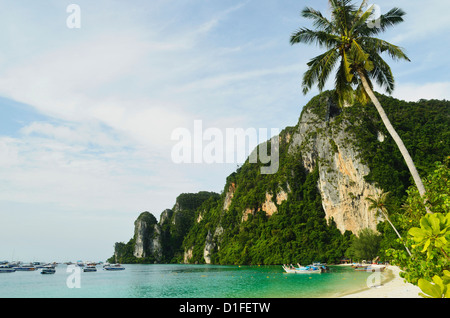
1 0 449 262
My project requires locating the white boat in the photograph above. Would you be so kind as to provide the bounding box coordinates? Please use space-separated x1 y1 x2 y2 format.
282 264 322 274
104 264 125 271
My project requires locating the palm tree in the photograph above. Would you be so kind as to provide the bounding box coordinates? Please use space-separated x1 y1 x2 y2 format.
290 0 428 205
367 191 412 256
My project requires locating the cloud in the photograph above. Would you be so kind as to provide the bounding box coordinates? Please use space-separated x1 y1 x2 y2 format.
385 0 450 44
393 82 450 102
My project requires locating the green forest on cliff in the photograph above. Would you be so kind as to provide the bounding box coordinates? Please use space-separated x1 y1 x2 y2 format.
109 92 449 266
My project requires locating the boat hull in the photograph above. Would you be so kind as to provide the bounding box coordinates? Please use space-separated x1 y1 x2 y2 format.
0 268 16 273
104 267 125 271
13 267 35 271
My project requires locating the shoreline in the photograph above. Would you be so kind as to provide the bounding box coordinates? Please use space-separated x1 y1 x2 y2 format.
339 265 422 298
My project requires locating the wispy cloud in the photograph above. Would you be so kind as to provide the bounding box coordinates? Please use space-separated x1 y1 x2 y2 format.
393 82 450 101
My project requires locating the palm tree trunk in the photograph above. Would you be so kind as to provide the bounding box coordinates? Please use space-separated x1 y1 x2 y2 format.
358 72 429 211
379 209 412 256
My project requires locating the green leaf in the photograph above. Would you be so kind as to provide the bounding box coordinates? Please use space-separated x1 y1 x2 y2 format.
342 50 354 82
408 227 425 240
443 270 450 279
421 216 433 233
432 275 444 290
421 239 431 253
444 287 450 299
418 278 443 298
429 215 441 235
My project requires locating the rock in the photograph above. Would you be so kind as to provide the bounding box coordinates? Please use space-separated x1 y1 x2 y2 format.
289 98 381 233
133 212 159 259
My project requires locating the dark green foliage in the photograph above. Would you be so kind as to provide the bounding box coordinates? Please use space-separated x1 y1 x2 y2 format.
346 228 382 261
166 192 220 262
345 94 450 203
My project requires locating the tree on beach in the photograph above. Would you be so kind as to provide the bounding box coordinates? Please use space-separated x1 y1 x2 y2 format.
290 0 428 206
346 228 382 262
367 191 412 256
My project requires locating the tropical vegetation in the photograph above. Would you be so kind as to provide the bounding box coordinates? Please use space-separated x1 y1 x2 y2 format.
386 159 450 298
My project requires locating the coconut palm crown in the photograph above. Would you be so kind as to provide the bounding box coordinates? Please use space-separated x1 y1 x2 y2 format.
291 0 409 105
291 0 428 201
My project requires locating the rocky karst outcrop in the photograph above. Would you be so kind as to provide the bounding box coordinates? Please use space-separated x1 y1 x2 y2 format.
133 212 162 262
289 98 382 233
111 192 219 264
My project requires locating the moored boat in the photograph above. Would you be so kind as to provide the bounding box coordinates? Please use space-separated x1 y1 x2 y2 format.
0 265 16 273
352 264 370 271
352 263 386 272
103 264 125 271
83 265 97 272
282 264 322 274
13 264 36 271
40 266 56 274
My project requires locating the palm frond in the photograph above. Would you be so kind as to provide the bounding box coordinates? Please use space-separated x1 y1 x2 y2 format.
342 49 354 82
363 37 410 61
349 3 375 36
290 28 339 49
334 60 356 107
367 52 395 94
374 7 406 33
302 48 340 94
358 7 406 36
301 7 334 32
350 39 374 71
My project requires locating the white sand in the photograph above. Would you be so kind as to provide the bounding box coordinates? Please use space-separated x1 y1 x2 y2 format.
340 265 423 298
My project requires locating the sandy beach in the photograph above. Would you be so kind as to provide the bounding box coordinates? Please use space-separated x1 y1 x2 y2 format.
340 265 422 298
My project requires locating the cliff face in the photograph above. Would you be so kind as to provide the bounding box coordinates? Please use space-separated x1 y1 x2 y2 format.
133 212 161 261
111 192 219 264
289 98 382 233
180 92 394 265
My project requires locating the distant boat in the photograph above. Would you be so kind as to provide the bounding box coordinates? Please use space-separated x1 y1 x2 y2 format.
40 266 56 275
282 264 323 274
352 263 386 272
0 265 15 273
104 264 125 271
13 265 35 271
83 265 97 272
352 264 370 271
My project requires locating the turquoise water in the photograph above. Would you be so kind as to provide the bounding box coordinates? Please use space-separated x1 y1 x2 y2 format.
0 264 388 298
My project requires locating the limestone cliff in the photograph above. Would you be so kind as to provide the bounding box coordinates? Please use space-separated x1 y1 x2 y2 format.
111 192 219 264
289 96 382 233
132 212 161 262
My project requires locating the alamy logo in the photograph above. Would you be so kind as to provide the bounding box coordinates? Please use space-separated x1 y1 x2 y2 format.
171 120 280 174
366 4 382 29
66 265 81 288
66 4 81 29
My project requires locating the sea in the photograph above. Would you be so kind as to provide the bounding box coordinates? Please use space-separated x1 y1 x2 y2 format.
0 264 392 299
